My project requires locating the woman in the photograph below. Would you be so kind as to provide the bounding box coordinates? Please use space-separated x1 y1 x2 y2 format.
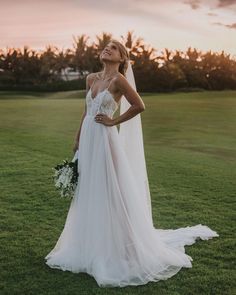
45 39 219 288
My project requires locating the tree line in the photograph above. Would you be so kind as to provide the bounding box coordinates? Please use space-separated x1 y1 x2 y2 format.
0 31 235 92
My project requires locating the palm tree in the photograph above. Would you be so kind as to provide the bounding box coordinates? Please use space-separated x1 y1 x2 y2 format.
94 32 113 52
39 45 60 82
54 48 72 80
72 34 89 75
121 30 144 61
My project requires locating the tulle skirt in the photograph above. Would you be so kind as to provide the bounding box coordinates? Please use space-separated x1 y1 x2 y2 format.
45 114 219 287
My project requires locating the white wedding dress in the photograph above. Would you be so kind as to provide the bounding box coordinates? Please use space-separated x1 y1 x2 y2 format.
45 80 219 287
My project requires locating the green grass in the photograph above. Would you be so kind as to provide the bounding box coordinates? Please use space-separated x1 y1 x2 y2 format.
0 90 235 295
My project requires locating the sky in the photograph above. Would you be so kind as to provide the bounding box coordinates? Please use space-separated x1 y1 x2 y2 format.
0 0 235 57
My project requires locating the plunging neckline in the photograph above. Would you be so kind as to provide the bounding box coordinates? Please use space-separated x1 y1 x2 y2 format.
88 72 120 105
89 87 109 100
88 88 118 106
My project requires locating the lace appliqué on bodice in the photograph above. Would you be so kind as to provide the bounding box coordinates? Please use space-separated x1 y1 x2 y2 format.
86 88 119 118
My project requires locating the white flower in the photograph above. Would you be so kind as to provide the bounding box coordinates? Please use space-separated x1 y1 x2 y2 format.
53 159 79 198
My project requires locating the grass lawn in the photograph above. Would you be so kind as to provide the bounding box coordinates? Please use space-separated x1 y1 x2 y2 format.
0 90 235 295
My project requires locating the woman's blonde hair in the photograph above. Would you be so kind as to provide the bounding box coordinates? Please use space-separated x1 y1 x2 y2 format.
99 39 130 76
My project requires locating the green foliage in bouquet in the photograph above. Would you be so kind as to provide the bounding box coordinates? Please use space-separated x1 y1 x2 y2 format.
52 158 79 198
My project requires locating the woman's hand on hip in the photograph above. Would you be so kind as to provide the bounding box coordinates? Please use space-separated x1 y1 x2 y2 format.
94 113 114 126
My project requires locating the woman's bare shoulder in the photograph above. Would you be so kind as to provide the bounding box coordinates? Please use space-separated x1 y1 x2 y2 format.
87 71 102 83
113 72 128 88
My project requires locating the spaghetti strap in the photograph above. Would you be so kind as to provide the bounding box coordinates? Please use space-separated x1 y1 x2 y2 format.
89 72 118 97
90 73 99 90
106 77 114 90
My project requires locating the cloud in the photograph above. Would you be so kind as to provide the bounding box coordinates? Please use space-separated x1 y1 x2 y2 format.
183 0 236 11
72 0 190 31
183 0 201 9
207 12 218 16
217 0 236 7
213 21 236 29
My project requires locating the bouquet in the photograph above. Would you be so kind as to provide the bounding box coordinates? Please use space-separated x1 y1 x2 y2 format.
52 151 79 198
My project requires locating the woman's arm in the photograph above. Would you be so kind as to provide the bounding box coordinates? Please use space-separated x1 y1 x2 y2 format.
72 107 86 153
94 74 145 126
72 74 92 153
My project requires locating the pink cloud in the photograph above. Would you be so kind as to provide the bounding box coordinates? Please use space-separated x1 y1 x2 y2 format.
0 0 235 56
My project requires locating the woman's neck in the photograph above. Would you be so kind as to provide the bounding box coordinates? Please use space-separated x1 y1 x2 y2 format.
101 63 119 79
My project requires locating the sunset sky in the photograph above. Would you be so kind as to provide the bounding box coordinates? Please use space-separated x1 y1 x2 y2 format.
1 0 235 57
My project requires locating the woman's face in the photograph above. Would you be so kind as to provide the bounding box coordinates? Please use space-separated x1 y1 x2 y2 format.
100 42 123 63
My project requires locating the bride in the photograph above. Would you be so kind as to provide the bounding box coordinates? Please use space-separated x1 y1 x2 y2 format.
45 39 219 288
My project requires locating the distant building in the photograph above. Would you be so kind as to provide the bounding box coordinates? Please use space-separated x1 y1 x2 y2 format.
60 67 89 81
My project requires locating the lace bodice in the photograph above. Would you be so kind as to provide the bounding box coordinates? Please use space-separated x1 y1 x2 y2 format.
85 87 119 118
